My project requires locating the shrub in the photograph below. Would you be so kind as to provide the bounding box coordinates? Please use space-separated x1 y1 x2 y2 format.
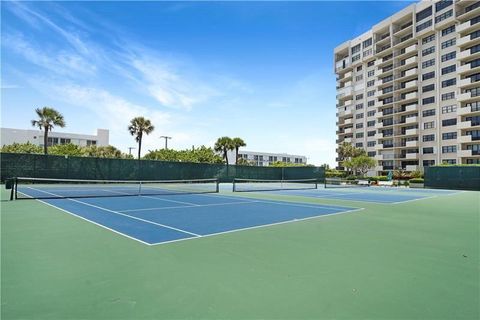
378 176 389 181
409 178 424 183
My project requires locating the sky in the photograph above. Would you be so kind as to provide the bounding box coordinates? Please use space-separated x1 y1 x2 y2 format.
1 1 415 166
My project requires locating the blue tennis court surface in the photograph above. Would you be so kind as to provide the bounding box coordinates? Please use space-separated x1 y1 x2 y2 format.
251 187 461 203
31 193 360 245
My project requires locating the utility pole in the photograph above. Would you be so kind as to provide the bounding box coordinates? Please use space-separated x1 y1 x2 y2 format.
159 136 172 149
128 147 136 155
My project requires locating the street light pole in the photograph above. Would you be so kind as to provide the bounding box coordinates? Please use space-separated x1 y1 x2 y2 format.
159 136 172 149
128 147 136 155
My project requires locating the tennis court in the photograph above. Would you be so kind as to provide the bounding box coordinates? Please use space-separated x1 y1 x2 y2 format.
12 178 360 245
2 176 478 319
231 178 461 203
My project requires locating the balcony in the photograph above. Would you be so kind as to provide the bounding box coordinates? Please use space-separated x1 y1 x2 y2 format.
405 165 419 171
459 120 474 129
405 153 418 159
374 133 383 140
374 154 383 161
405 116 418 124
457 63 480 75
458 105 480 116
457 34 480 48
405 128 418 136
400 92 418 103
375 144 384 150
459 135 473 143
344 118 353 125
458 77 473 88
457 91 476 103
396 56 418 70
344 137 353 144
375 166 384 172
457 20 480 34
345 127 353 134
396 44 418 59
458 48 480 61
339 71 353 81
458 149 473 157
405 140 418 148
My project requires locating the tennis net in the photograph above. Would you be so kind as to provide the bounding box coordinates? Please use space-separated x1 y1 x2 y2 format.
232 178 318 192
324 178 370 188
9 177 219 200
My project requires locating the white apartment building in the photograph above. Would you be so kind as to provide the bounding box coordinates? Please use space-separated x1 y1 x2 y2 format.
335 0 480 174
1 128 109 147
226 150 307 166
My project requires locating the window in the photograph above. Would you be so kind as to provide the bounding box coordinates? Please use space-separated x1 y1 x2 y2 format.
352 54 360 62
466 1 480 12
422 71 435 80
367 90 375 97
416 20 432 32
367 61 374 67
422 34 435 44
356 75 363 81
422 109 435 117
441 25 455 36
351 44 361 54
367 80 375 87
367 120 375 127
441 92 455 101
441 64 456 75
423 134 435 142
363 38 372 48
435 9 453 23
367 141 376 147
367 110 375 117
356 123 363 129
368 131 375 137
367 151 376 157
356 94 363 100
442 132 457 140
367 70 375 77
423 160 435 167
357 65 363 71
368 100 375 107
424 121 435 129
60 138 71 144
356 113 364 119
423 147 434 154
86 140 96 146
422 59 435 68
442 145 456 153
441 51 456 62
442 78 456 87
355 143 363 148
442 118 457 126
356 104 364 110
442 159 457 165
442 105 457 113
441 38 455 49
423 97 435 105
422 84 435 93
422 46 435 56
416 6 432 22
356 132 364 138
435 0 452 12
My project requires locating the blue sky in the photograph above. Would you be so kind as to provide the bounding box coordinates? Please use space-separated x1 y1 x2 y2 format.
1 1 414 165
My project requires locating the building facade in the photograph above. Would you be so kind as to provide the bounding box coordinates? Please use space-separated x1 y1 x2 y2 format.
226 150 307 166
335 0 480 174
1 128 109 147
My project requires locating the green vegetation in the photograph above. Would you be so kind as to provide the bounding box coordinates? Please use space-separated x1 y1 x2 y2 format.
232 137 246 165
214 136 234 165
343 155 376 176
1 143 132 159
128 117 154 159
410 178 424 183
30 107 66 155
269 161 312 167
0 142 42 154
144 146 223 163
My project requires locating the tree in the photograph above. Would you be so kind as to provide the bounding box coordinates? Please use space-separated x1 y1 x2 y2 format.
337 142 366 174
48 143 83 156
143 146 223 163
31 107 66 155
350 155 376 176
232 137 246 165
82 145 132 159
128 117 154 159
1 142 42 154
214 136 234 165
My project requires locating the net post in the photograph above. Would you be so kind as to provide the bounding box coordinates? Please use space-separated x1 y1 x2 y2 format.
216 179 220 193
138 181 142 195
13 178 18 200
232 179 236 192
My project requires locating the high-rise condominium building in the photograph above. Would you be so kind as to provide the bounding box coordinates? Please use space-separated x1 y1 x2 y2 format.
334 0 480 174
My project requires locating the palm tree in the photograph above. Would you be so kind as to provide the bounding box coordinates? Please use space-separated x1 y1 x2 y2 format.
128 117 155 159
214 136 234 165
232 137 246 165
31 107 66 155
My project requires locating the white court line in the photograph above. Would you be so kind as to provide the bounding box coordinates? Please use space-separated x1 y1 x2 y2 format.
119 200 263 213
25 187 201 237
150 207 366 246
100 189 200 206
390 195 438 205
16 190 152 246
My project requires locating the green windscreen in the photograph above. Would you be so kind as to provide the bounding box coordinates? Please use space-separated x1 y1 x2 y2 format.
424 166 480 191
1 153 325 183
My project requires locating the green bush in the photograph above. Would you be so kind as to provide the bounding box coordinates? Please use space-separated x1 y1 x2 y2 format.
368 176 379 182
409 178 424 183
378 176 389 181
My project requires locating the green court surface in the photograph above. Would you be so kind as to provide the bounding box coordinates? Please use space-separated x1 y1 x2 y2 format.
1 188 479 319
